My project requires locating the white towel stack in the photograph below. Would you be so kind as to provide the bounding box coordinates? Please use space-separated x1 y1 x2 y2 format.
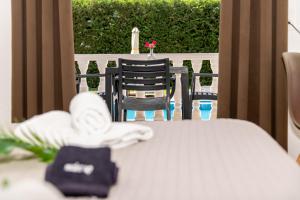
14 92 153 149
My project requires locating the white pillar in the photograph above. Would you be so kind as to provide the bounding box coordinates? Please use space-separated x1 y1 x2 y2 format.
191 60 202 120
135 91 145 121
172 59 183 120
210 57 219 119
154 90 164 121
288 0 300 52
211 57 219 94
0 0 12 125
77 60 90 92
96 59 108 93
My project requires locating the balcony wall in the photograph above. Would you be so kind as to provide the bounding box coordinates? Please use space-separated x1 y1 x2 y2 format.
75 53 219 121
0 0 12 125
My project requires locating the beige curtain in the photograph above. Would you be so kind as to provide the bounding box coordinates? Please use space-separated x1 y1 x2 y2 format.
12 0 76 120
218 0 288 149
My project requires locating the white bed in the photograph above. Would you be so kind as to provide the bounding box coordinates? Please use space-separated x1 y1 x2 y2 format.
1 119 300 200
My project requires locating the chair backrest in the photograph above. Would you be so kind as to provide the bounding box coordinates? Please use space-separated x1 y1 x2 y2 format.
118 58 170 98
282 52 300 128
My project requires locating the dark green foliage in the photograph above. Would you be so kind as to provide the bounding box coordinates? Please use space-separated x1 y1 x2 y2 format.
87 61 100 90
73 0 220 87
73 0 219 54
183 60 193 86
200 60 213 86
75 62 81 85
107 61 117 68
75 62 81 74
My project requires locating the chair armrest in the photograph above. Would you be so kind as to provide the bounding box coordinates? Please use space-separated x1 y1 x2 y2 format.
193 73 218 78
75 73 106 78
191 72 218 95
191 74 196 98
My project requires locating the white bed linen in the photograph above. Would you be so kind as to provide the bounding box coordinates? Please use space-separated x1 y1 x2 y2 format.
1 119 300 200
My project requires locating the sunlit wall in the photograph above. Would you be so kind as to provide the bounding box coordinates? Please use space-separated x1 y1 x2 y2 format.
0 0 12 124
288 0 300 52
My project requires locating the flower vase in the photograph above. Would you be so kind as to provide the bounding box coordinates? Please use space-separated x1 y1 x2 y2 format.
147 48 155 60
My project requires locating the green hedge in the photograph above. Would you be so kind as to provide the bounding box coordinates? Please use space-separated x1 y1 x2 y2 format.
73 0 220 88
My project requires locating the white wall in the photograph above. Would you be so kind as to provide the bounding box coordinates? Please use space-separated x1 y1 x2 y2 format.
288 0 300 52
287 0 300 158
0 0 12 125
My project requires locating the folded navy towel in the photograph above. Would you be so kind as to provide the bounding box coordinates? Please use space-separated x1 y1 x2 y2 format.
45 146 118 198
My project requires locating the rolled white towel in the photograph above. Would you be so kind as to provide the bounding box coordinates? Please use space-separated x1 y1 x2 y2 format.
68 92 153 148
13 110 153 149
102 123 154 149
14 111 74 148
68 122 153 149
69 92 112 135
13 92 154 150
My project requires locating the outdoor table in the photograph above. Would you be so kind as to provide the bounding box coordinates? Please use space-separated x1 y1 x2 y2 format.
105 66 191 121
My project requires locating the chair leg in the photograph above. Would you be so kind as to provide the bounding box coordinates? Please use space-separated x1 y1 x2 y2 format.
123 109 127 122
189 99 193 119
166 107 171 121
118 105 122 122
114 99 118 122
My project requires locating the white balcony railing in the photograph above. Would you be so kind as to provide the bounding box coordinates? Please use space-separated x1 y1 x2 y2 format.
74 53 219 121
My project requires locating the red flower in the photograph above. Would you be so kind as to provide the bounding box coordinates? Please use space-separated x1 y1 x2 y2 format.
145 42 150 48
145 40 157 49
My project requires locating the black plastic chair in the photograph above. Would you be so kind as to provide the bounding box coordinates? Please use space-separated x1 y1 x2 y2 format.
190 73 218 108
117 58 171 121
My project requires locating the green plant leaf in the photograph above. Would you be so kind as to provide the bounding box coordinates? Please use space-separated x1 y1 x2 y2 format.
0 139 15 155
1 178 10 189
0 132 58 163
